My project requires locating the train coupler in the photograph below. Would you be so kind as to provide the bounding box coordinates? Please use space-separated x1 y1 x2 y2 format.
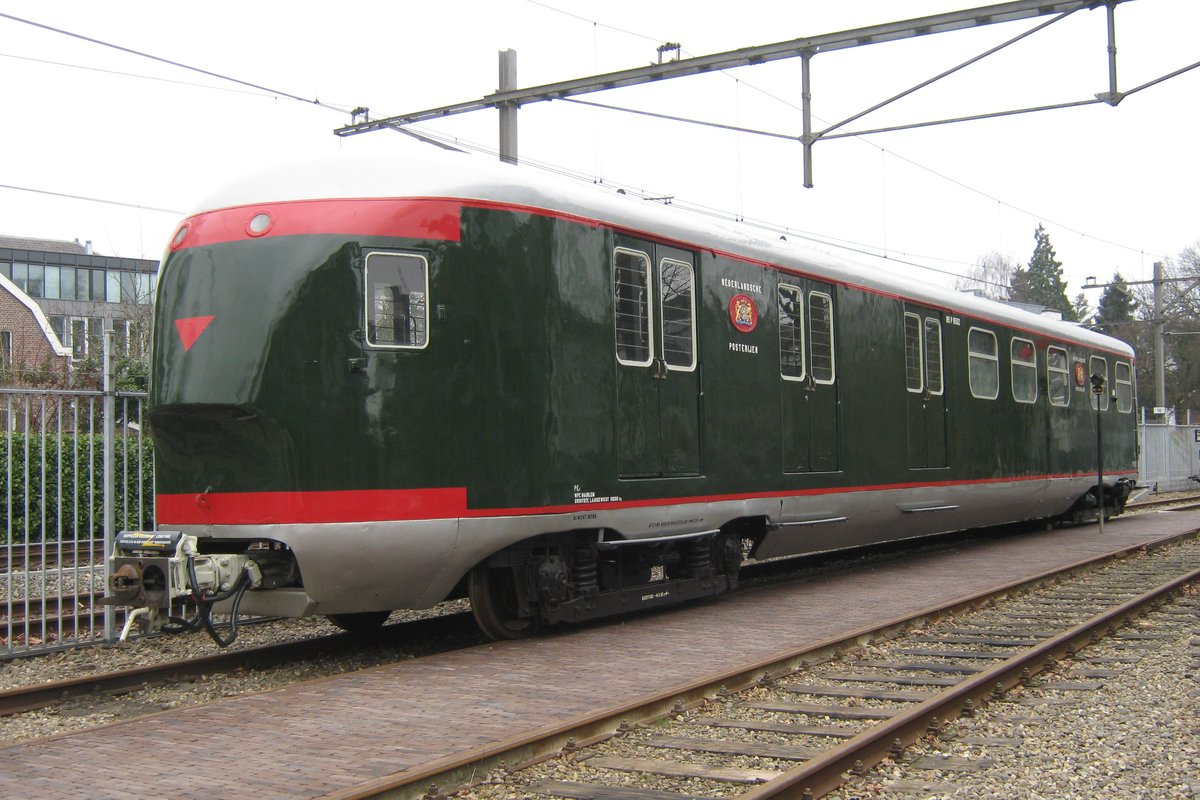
106 531 263 646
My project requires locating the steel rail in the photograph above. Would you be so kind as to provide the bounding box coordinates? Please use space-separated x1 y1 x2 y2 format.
1128 494 1200 512
740 562 1200 800
3 539 104 571
317 527 1200 800
0 612 475 718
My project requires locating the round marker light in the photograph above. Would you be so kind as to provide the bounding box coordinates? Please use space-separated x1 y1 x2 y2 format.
170 223 190 249
247 212 273 237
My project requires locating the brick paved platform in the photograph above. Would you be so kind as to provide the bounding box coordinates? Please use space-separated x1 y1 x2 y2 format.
3 509 1199 799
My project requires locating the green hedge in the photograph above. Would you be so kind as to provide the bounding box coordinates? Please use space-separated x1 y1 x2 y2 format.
0 433 155 543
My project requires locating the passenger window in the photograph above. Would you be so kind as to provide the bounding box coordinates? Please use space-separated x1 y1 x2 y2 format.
1115 361 1133 413
1047 346 1070 407
967 327 999 399
1011 337 1037 404
924 318 943 395
365 251 428 349
659 259 696 370
614 248 652 366
1089 355 1109 411
903 313 922 393
778 284 805 381
809 292 835 384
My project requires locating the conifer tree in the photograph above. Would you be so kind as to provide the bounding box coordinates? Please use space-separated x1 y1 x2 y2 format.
1096 272 1135 336
1010 224 1075 320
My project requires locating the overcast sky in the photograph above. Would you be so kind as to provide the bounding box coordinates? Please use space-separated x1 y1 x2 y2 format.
1 0 1196 305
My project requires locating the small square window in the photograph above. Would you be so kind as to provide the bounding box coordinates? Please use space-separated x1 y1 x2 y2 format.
366 252 429 349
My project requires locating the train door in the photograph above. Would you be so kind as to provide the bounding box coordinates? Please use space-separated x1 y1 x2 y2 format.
613 236 701 478
779 280 840 473
903 305 948 469
1044 345 1075 474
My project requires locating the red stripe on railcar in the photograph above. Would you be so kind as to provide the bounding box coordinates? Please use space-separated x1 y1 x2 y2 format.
170 198 462 250
157 487 468 525
156 470 1135 526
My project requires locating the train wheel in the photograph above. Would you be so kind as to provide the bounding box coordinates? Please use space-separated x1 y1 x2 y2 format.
468 565 534 640
327 610 390 634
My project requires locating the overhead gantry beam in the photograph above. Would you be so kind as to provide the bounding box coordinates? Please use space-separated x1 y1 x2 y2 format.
335 1 1167 186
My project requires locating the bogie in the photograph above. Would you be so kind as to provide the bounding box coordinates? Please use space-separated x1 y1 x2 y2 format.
468 530 744 637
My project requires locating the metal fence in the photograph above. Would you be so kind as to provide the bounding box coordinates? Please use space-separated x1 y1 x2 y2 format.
2 340 152 657
1139 413 1200 493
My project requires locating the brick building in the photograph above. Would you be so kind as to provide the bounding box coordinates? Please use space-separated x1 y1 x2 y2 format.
0 236 159 380
0 270 70 383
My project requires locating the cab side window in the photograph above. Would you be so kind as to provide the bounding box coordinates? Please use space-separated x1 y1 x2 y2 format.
365 251 428 349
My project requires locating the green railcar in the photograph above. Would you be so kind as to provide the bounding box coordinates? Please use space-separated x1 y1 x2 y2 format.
111 151 1137 642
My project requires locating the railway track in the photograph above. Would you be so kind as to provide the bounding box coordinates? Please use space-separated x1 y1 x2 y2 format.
2 539 104 572
322 530 1200 800
1127 491 1200 512
0 526 1026 715
1 515 1197 757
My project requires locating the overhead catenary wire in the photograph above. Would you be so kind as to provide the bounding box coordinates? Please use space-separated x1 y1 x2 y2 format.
0 11 341 111
520 0 1166 262
0 4 1174 283
0 183 184 215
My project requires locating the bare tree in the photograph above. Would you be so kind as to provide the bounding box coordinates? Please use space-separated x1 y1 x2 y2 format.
1129 243 1200 414
955 251 1018 302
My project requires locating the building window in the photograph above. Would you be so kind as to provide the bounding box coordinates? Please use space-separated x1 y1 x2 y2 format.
365 251 428 349
1089 355 1109 411
809 292 835 384
0 330 10 369
1115 361 1133 413
1011 337 1038 404
44 266 60 299
71 319 88 359
137 272 155 304
778 284 805 381
614 248 652 366
659 259 695 370
105 271 122 303
90 269 106 302
59 267 76 300
11 262 28 293
967 327 999 399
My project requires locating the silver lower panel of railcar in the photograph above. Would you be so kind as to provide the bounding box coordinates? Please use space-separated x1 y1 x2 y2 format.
185 476 1103 617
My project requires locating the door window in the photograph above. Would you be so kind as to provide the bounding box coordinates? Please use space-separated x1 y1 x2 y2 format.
778 284 805 381
613 248 653 366
659 259 696 371
809 292 835 384
923 318 943 395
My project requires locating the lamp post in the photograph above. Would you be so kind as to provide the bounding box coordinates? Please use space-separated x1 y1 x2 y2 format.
1090 373 1105 534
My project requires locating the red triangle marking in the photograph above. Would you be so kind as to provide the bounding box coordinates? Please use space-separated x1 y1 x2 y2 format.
175 316 215 351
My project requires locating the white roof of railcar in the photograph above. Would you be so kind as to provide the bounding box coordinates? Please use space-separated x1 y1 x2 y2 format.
196 147 1133 358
